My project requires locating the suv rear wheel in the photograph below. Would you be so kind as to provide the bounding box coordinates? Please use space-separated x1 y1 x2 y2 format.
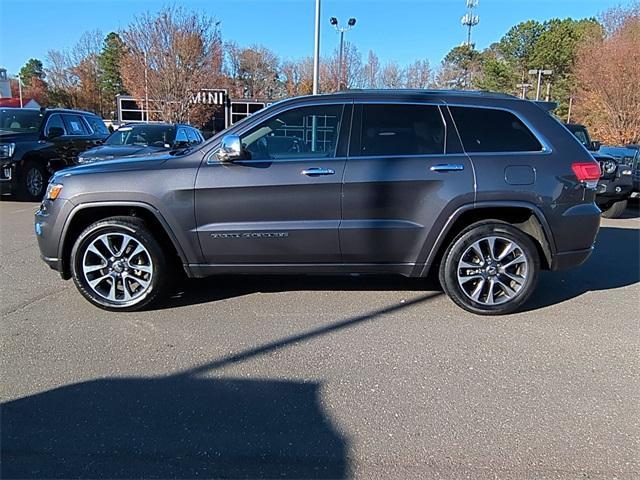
70 216 168 311
439 221 540 315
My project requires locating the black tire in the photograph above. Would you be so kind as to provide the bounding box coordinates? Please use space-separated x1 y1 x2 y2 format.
601 199 628 219
19 160 49 201
70 216 169 311
439 221 540 315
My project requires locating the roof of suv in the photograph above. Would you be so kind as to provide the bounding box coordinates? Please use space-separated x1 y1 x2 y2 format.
298 89 519 102
4 107 100 116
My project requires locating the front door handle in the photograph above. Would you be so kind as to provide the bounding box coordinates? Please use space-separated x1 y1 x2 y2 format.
430 163 464 172
301 167 335 176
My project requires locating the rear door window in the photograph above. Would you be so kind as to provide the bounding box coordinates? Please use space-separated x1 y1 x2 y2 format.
450 106 542 153
355 104 445 156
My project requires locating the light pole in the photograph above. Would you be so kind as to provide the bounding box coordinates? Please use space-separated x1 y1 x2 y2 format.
329 16 356 91
528 69 552 101
312 0 321 95
17 74 23 108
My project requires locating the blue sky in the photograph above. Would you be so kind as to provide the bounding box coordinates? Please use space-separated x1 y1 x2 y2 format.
0 0 627 75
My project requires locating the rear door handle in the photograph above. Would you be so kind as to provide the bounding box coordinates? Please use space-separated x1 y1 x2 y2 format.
301 167 335 176
430 163 464 172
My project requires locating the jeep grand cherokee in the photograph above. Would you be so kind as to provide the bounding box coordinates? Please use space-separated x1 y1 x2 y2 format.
35 90 602 315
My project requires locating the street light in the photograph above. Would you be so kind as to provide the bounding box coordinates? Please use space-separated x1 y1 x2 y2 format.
528 69 553 101
330 16 357 91
312 0 321 95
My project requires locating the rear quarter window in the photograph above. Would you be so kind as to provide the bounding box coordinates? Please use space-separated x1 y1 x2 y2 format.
450 106 542 153
84 115 109 135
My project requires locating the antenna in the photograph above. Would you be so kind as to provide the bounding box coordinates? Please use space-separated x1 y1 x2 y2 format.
461 0 479 48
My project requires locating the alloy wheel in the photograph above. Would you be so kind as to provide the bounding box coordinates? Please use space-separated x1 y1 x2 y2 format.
456 235 528 305
26 167 44 197
81 232 154 304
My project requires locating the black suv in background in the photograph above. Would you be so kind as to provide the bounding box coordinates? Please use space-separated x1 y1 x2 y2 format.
35 90 602 315
565 123 633 218
77 123 205 164
0 108 110 200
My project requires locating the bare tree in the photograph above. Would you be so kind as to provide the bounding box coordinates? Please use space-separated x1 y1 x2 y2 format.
225 43 282 99
380 61 405 88
282 57 314 97
363 50 380 88
405 59 432 89
45 30 104 112
121 6 223 125
574 7 640 144
324 42 364 91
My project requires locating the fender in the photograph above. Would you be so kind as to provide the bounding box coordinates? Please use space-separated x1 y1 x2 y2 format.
416 200 557 277
58 200 191 276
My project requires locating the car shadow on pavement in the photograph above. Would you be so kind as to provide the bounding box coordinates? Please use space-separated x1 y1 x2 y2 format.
1 293 440 479
161 274 441 310
524 226 640 311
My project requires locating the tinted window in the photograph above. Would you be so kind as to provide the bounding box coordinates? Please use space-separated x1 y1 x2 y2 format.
105 125 173 146
84 115 109 135
0 109 44 133
186 128 201 144
450 107 542 153
241 104 342 160
357 104 445 156
44 114 66 136
62 114 88 135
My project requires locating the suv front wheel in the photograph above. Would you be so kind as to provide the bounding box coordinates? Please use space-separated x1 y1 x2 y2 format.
439 221 540 315
20 160 48 201
70 217 168 311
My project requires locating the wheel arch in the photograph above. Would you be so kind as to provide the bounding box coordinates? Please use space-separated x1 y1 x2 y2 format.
58 202 189 280
420 201 556 277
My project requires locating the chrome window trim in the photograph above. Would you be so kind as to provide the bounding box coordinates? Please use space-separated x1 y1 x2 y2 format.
444 102 552 155
205 101 349 165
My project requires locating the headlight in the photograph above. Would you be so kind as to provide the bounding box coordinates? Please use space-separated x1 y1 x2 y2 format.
45 183 63 201
601 159 617 174
0 143 15 159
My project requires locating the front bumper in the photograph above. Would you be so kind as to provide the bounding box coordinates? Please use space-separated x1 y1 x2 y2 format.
34 198 74 278
596 175 633 202
1 161 16 193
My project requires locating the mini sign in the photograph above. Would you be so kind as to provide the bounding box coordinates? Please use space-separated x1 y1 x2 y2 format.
190 89 227 106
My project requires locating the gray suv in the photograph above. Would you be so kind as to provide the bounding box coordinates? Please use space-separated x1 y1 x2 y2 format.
35 90 602 315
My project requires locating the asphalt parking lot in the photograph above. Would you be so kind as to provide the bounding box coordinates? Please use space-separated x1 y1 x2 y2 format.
1 198 639 479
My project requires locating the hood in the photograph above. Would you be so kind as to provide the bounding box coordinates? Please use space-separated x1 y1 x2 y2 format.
79 144 166 162
0 131 40 143
54 152 174 180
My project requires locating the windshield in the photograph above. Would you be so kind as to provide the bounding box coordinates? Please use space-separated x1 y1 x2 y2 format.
105 125 174 147
0 109 44 133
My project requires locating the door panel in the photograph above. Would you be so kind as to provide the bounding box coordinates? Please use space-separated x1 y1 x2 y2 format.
340 103 474 265
195 103 349 265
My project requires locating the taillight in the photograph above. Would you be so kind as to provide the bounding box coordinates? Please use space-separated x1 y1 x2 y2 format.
571 162 601 182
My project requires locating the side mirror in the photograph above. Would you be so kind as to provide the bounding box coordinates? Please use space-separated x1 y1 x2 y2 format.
217 134 244 162
590 140 601 152
47 127 65 139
